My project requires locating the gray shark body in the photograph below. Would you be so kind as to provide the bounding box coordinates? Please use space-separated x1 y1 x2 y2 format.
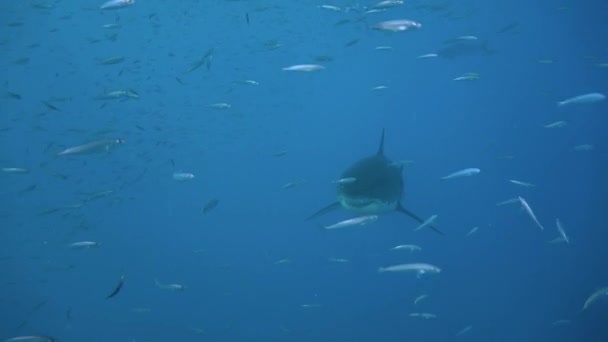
307 130 443 235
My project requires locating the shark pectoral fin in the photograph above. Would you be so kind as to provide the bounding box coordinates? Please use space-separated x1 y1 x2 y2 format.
396 203 445 236
306 202 341 221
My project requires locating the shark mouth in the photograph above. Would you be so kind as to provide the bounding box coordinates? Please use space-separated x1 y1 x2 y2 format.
337 195 397 214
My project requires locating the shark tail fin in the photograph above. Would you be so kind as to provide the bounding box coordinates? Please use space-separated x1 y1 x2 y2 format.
377 128 385 155
397 203 445 235
305 202 341 221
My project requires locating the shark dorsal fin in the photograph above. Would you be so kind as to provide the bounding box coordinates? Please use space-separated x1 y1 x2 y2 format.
377 129 385 155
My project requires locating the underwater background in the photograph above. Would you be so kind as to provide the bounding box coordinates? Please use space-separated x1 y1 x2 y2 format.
1 0 607 341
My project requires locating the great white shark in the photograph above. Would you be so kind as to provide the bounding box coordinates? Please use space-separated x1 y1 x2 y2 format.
306 129 443 235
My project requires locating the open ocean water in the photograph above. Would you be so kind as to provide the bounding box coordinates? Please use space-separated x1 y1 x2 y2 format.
1 0 607 341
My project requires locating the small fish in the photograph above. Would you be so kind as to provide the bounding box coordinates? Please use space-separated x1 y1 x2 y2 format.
13 57 30 64
414 214 438 231
413 294 428 305
282 182 297 189
102 23 121 29
344 39 360 47
282 64 325 72
465 226 479 237
185 48 214 73
100 0 135 10
409 312 436 319
547 236 566 244
209 103 231 109
378 263 441 277
372 0 404 9
444 36 479 44
274 259 291 265
201 199 219 215
301 304 322 308
322 215 378 230
518 196 544 230
155 279 185 291
332 177 357 184
371 85 389 91
509 179 535 187
82 190 115 202
544 120 567 128
19 184 37 194
391 244 421 253
328 257 350 263
557 92 605 107
441 168 481 180
318 5 342 12
242 80 259 86
456 325 472 336
5 91 21 99
456 35 478 41
98 56 125 65
375 46 393 50
5 336 56 342
365 9 386 14
42 101 61 111
370 19 421 32
496 198 519 206
555 218 570 244
417 53 438 59
56 139 125 156
69 241 101 249
583 287 608 311
172 172 195 181
106 274 125 299
453 73 480 81
96 90 139 100
1 167 29 174
573 144 594 151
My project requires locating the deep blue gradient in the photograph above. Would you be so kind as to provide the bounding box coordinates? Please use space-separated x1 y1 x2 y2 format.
1 1 607 341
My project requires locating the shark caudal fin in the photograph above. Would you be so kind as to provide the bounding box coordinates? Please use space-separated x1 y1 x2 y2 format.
377 129 385 155
305 202 341 221
396 203 445 235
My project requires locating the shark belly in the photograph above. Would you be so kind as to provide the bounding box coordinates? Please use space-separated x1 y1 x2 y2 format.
337 194 398 214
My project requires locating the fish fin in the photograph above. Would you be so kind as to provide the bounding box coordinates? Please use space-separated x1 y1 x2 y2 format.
396 203 445 235
306 202 341 221
377 128 385 155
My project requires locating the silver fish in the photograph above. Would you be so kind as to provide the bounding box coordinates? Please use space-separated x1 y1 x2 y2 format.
441 168 480 180
557 92 605 107
100 0 135 10
414 214 438 231
323 215 378 230
518 196 544 230
378 263 441 277
5 336 55 342
56 139 125 156
155 279 185 291
69 241 101 249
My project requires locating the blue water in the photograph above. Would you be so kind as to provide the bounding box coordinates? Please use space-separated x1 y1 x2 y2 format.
1 0 607 341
